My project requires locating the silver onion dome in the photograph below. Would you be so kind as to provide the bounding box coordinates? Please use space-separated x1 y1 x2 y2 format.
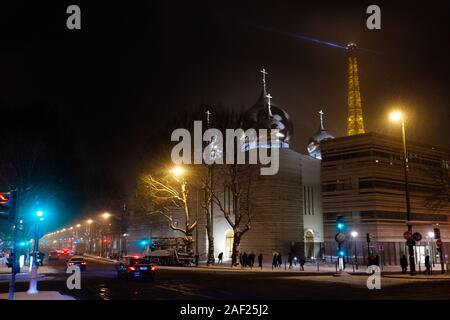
307 110 334 159
241 84 293 149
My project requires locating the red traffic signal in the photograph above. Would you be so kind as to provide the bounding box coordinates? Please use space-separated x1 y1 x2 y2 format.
0 191 17 222
0 192 10 205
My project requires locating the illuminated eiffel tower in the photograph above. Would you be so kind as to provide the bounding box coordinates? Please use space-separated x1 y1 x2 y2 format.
346 43 365 136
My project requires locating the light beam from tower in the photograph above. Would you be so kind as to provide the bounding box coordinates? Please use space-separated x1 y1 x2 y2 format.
346 43 365 136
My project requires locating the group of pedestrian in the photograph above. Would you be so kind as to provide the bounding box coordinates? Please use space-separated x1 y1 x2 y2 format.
272 253 282 268
239 252 257 268
401 254 432 274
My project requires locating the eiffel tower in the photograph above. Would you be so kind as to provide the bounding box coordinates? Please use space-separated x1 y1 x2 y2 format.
346 43 365 136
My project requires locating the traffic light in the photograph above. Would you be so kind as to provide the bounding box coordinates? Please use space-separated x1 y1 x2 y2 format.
336 215 346 231
0 190 17 222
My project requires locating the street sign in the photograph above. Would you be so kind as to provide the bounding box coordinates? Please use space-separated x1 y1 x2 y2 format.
335 232 346 244
436 239 443 247
406 239 415 247
434 228 441 240
412 232 422 242
403 231 412 240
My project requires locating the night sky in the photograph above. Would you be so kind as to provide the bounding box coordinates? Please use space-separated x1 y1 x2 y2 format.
1 0 450 230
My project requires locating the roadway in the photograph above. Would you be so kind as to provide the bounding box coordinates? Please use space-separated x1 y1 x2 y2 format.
1 257 450 300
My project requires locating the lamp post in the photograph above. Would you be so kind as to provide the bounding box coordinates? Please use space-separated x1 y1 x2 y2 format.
102 211 125 259
351 231 358 270
427 231 435 268
390 110 416 275
87 219 94 254
27 210 44 294
101 212 113 258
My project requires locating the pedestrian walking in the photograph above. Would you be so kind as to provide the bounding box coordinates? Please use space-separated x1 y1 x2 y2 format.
242 252 248 267
272 253 277 269
424 255 431 275
218 252 223 264
299 256 306 271
277 253 282 268
194 254 199 266
400 254 408 274
248 252 255 268
288 252 293 269
258 253 263 269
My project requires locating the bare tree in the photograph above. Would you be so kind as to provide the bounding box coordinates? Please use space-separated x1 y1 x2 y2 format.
140 171 198 254
209 163 254 266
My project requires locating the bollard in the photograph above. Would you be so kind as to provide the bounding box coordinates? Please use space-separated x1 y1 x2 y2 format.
285 262 287 270
317 262 319 272
352 263 355 272
335 261 338 273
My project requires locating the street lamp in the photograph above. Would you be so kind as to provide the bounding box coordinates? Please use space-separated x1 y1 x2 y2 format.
427 231 435 268
100 213 113 257
171 165 185 177
390 110 416 275
28 210 45 294
102 212 111 219
351 231 358 270
87 219 94 254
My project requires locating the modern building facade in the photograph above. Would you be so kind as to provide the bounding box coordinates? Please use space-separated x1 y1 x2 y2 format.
321 132 450 266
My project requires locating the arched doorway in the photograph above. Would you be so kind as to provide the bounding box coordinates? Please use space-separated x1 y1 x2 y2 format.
305 229 314 259
225 230 234 258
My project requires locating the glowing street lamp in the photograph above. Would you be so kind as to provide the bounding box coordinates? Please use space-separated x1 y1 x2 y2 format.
389 110 402 122
389 109 416 275
87 219 93 224
171 166 185 177
76 224 81 228
102 212 111 219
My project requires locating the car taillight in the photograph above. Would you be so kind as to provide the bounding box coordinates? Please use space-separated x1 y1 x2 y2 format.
151 266 157 271
128 266 136 271
69 263 74 266
81 262 86 265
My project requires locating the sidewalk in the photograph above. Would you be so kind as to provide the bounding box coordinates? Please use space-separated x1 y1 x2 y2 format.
83 254 117 264
0 291 75 300
0 265 61 281
183 261 450 276
383 273 450 280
